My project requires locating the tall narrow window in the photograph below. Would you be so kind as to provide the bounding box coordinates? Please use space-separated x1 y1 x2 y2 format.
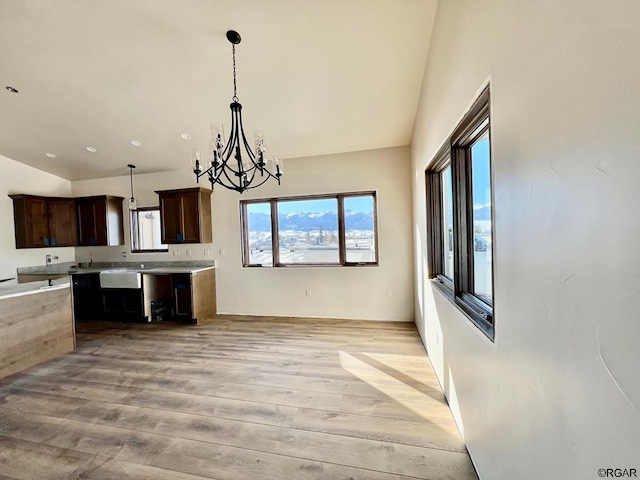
131 207 168 253
344 195 377 264
470 131 492 303
425 146 454 293
243 202 273 266
441 166 454 281
425 86 494 339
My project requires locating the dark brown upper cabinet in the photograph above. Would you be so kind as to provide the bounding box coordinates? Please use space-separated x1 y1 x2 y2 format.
155 188 212 244
76 195 125 246
48 198 78 247
9 194 78 248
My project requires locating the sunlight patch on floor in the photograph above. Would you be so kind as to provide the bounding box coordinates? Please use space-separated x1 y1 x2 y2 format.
339 351 448 420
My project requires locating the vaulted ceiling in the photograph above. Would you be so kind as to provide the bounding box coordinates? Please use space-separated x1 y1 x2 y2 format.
0 0 437 180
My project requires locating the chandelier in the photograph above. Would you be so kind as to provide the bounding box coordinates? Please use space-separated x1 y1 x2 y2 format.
192 30 283 193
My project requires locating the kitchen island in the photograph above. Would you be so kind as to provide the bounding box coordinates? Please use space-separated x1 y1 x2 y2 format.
0 280 75 378
17 261 217 325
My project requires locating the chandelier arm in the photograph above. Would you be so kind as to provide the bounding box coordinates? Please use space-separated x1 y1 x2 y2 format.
236 108 258 165
242 173 276 190
218 155 243 189
243 162 260 186
213 171 240 192
220 105 239 162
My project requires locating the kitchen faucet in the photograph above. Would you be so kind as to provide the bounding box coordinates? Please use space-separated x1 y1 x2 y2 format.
45 254 58 266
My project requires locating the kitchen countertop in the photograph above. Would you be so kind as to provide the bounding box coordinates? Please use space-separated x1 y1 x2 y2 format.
0 279 71 300
17 261 216 277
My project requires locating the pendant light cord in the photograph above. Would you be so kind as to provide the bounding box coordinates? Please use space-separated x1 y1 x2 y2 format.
127 163 136 200
129 165 135 200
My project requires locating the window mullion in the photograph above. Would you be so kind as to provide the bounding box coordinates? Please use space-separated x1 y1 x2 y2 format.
338 196 346 265
464 146 475 295
451 148 465 295
270 200 280 266
240 202 249 265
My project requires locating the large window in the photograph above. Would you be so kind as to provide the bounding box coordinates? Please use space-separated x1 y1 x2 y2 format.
241 192 378 267
426 86 494 339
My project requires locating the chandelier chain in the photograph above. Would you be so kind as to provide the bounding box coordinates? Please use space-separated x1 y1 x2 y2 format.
232 44 238 102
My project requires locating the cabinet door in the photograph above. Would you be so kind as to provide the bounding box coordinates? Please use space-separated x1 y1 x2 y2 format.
48 199 77 246
180 191 201 243
72 273 102 320
77 198 107 246
160 194 183 243
172 273 193 322
25 197 49 247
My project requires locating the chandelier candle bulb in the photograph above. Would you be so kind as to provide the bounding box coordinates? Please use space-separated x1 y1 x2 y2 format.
208 138 216 164
191 148 202 173
211 122 225 144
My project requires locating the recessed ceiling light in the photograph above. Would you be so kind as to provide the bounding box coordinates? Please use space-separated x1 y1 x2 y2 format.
45 152 56 158
86 146 97 153
131 140 142 147
181 133 191 140
5 86 18 93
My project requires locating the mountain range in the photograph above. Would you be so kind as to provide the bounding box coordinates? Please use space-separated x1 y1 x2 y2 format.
248 210 373 231
473 204 491 221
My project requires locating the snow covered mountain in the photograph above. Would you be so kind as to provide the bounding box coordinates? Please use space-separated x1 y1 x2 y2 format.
248 210 374 231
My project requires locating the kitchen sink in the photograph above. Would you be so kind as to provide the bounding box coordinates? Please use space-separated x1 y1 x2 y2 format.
99 269 142 289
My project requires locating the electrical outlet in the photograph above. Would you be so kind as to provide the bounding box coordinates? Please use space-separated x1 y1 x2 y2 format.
305 289 311 298
186 249 192 257
122 251 127 258
204 249 210 256
219 248 225 256
387 290 393 299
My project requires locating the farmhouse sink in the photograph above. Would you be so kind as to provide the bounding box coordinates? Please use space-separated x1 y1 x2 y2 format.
99 269 142 289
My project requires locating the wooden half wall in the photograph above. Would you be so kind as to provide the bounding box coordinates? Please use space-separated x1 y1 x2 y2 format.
0 286 75 378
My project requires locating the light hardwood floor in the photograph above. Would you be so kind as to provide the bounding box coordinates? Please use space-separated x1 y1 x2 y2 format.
0 316 478 480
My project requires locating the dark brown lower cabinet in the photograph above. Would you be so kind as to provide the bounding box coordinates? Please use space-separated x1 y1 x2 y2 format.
72 273 144 322
72 270 216 324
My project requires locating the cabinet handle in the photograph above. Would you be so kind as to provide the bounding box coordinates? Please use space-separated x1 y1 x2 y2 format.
44 237 50 246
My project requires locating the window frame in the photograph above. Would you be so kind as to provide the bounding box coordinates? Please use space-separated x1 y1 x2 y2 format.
425 145 455 297
240 191 379 268
425 86 495 340
130 206 169 254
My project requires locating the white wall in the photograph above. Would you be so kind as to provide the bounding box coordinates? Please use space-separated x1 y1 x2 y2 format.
73 146 414 321
411 1 640 479
0 155 75 281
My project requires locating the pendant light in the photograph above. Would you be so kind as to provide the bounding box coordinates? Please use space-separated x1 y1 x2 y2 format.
127 164 137 210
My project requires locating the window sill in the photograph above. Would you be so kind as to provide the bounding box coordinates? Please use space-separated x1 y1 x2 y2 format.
430 278 495 342
244 263 379 268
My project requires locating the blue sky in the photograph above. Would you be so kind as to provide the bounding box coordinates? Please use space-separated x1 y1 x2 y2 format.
472 136 491 207
247 196 373 215
246 139 489 217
